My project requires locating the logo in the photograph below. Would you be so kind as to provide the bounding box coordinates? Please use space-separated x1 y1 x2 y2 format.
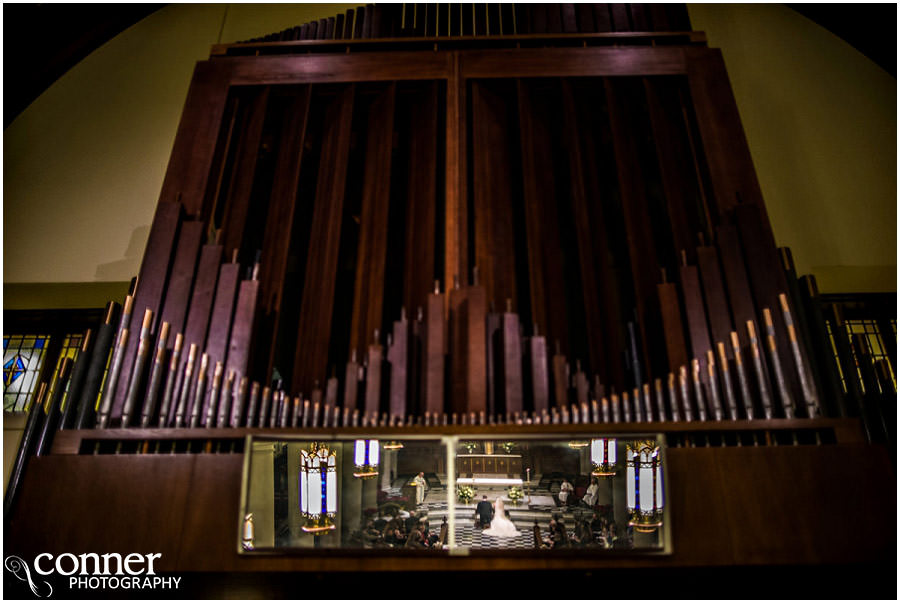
5 556 52 598
4 553 180 598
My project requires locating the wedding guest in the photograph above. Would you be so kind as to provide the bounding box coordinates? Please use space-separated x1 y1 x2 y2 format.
582 478 599 508
411 472 428 505
558 477 574 507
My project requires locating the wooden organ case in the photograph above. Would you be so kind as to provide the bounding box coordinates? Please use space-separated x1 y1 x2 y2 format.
6 5 894 598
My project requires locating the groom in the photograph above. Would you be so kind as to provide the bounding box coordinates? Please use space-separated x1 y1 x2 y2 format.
475 495 493 529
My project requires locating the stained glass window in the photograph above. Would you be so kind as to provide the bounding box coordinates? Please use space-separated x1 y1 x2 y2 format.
3 335 51 412
826 318 897 395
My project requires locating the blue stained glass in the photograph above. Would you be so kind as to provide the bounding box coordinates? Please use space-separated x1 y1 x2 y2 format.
4 355 26 387
33 338 45 349
3 337 8 350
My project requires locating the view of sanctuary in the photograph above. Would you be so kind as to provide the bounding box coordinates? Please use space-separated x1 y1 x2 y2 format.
3 3 895 600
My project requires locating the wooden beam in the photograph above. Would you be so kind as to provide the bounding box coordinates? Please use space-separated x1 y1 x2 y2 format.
403 82 439 317
292 85 355 393
349 83 397 358
471 81 517 307
221 87 270 258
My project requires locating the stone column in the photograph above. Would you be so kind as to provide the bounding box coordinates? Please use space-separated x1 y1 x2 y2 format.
341 442 363 546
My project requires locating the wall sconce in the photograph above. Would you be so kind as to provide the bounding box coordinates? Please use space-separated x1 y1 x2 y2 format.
299 443 337 534
591 438 617 477
626 441 664 533
353 439 380 478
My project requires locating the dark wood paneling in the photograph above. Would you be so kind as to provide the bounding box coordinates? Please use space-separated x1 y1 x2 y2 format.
111 201 182 420
517 79 565 349
7 456 192 570
697 245 734 357
605 78 661 379
221 87 270 257
644 77 696 263
159 61 232 215
403 82 438 316
470 81 517 307
658 282 689 371
685 48 769 235
205 262 241 374
446 52 467 291
449 285 487 414
225 280 259 387
561 79 606 378
461 47 687 78
229 52 452 86
158 221 205 342
680 263 712 380
349 83 397 358
292 86 355 393
182 244 224 365
424 291 446 416
715 222 757 349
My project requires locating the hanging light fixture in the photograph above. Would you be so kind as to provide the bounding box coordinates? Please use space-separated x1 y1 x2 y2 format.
299 442 337 534
626 440 664 533
590 438 617 477
353 439 380 478
568 440 589 448
383 441 404 450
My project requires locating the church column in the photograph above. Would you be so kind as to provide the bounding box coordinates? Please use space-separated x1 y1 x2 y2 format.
579 445 590 475
362 473 379 518
341 443 363 546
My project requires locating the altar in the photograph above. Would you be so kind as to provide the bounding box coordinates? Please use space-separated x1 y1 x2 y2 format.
456 454 523 478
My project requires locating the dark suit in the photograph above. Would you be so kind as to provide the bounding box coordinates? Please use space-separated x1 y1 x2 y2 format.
475 500 493 527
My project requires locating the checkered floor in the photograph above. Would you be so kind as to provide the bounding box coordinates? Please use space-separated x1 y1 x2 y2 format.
453 522 538 548
395 482 586 549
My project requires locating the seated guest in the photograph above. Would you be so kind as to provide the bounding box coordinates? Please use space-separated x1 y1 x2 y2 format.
362 519 382 546
549 519 567 548
383 518 406 546
582 478 599 508
422 521 439 548
571 520 591 547
405 510 419 533
590 511 604 534
542 518 558 548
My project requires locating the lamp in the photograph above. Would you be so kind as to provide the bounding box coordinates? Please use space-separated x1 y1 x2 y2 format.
353 439 380 478
590 438 617 477
299 443 337 534
626 441 664 533
383 441 403 450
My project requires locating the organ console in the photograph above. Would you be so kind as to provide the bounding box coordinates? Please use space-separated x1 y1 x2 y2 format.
4 4 894 598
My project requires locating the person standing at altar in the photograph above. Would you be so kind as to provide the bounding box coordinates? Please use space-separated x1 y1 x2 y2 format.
411 472 428 505
558 477 574 507
582 477 599 508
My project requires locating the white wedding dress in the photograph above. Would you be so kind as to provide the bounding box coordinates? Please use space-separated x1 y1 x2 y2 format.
481 497 519 537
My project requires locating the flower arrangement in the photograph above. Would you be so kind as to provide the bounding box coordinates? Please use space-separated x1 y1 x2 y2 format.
462 441 477 454
500 442 515 454
507 485 524 504
456 484 475 503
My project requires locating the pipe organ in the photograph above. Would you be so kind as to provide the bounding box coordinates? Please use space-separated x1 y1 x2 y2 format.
5 4 894 597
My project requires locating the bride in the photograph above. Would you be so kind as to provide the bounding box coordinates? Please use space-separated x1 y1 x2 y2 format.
482 497 519 537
